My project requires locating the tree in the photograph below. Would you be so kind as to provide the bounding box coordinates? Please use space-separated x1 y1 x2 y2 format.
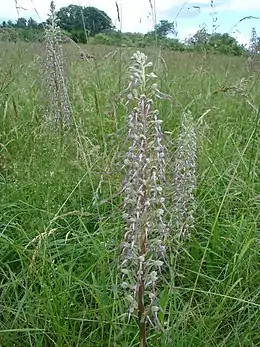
27 17 38 29
7 20 14 27
155 20 176 38
185 29 245 56
1 21 7 28
53 4 81 30
146 20 176 40
55 5 113 35
186 28 210 45
83 6 114 35
16 17 27 28
208 33 245 56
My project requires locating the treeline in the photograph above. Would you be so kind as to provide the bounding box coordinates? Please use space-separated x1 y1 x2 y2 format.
93 30 246 56
0 3 251 56
0 4 114 44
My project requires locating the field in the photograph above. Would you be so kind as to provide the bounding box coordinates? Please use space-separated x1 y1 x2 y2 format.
0 42 259 346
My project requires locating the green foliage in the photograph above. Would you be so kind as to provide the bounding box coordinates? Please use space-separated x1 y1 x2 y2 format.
69 29 88 43
7 20 14 27
54 4 114 35
0 27 44 42
16 17 27 28
0 28 19 42
0 42 259 346
155 20 177 38
146 20 177 40
0 7 248 57
208 33 245 56
186 28 210 45
93 33 110 44
186 29 246 56
27 18 39 29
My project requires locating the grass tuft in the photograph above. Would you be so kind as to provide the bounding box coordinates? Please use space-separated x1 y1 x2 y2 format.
0 40 259 346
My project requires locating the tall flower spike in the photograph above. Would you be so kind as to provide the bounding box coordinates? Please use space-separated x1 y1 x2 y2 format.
120 51 168 347
173 110 197 241
45 1 71 128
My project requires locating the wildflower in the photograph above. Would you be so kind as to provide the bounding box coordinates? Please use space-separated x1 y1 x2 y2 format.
120 51 169 347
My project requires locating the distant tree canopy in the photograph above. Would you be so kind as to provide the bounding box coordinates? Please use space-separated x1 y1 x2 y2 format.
52 5 114 35
0 17 42 29
27 18 39 29
0 3 255 57
156 20 177 37
186 29 245 56
186 28 210 45
147 20 177 38
16 17 27 28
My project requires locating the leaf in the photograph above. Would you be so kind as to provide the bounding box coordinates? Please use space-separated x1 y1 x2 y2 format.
237 238 256 262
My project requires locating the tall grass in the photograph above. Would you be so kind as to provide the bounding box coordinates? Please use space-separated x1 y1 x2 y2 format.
0 40 259 347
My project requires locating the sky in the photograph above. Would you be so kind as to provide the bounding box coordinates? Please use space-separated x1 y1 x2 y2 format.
0 0 260 45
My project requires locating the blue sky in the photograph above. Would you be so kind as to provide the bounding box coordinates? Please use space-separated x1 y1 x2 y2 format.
0 0 260 44
173 5 260 45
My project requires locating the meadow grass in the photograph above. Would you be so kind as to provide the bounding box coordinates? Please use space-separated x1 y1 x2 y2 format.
0 41 259 346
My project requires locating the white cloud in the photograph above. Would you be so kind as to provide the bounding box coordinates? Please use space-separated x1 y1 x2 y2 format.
217 0 260 12
232 32 251 45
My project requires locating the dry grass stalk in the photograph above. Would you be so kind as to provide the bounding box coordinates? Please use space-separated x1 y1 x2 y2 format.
26 228 57 270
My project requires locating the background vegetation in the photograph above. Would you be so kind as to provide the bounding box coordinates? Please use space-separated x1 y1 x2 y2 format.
1 4 260 56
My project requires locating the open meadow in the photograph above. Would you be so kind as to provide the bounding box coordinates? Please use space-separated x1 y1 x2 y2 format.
0 41 259 346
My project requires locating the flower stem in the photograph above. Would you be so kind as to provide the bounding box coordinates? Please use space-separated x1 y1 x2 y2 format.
138 277 146 347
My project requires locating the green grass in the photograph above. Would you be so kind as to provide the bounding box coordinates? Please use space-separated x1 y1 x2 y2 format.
0 41 259 346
